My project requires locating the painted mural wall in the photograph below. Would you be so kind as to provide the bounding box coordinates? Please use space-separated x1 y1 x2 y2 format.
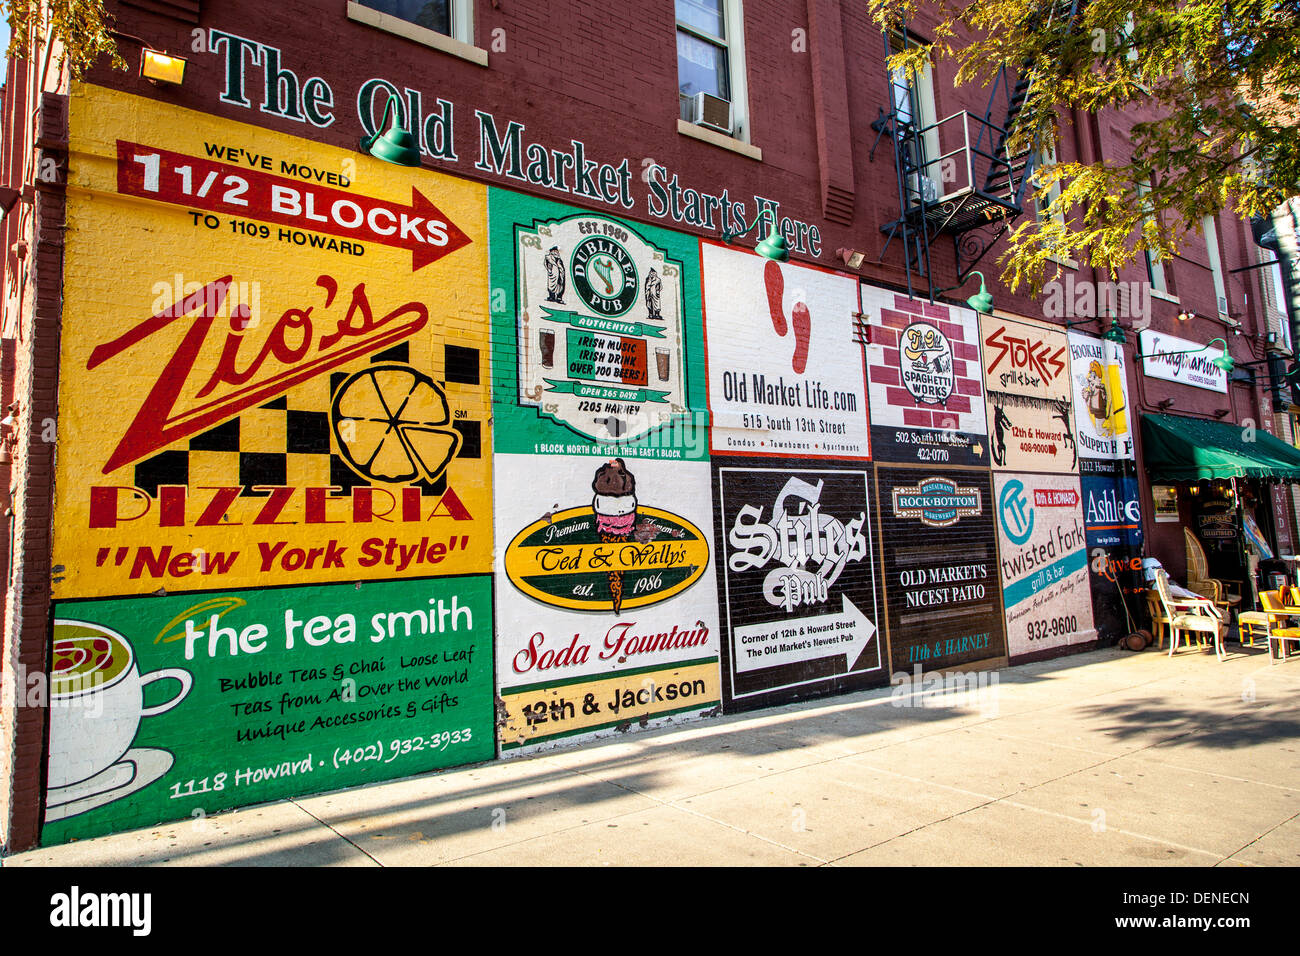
982 314 1077 473
862 287 989 467
993 472 1098 659
1068 332 1144 639
702 247 883 710
40 77 1124 846
47 83 495 842
488 190 720 751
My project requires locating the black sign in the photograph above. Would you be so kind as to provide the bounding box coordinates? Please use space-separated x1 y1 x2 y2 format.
712 459 885 712
876 466 1007 672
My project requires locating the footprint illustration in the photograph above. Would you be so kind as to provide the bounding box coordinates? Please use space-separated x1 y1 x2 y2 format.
790 301 810 374
764 260 787 337
763 260 811 374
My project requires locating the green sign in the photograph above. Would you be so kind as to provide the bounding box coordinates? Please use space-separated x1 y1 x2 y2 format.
42 575 494 844
490 189 708 459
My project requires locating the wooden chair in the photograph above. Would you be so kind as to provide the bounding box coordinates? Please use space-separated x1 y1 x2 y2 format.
1183 527 1243 618
1255 590 1300 663
1150 570 1223 660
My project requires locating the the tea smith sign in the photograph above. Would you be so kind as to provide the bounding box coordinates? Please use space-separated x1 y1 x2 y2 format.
1138 329 1228 393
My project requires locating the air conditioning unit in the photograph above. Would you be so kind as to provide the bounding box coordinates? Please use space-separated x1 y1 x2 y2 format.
1218 295 1229 316
688 92 732 135
907 173 941 206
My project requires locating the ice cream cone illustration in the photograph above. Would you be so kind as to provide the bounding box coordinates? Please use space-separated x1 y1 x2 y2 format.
592 458 637 614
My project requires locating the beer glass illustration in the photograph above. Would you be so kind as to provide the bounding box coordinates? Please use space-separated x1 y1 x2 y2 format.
47 620 192 792
539 329 556 369
655 348 670 382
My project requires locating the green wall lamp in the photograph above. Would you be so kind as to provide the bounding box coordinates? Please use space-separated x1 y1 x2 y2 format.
360 98 422 167
1064 315 1127 343
721 208 789 262
941 271 993 313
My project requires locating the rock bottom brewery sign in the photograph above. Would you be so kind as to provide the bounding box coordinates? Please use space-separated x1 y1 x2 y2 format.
892 477 982 528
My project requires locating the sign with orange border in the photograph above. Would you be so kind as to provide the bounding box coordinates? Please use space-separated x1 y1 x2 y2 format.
54 84 492 598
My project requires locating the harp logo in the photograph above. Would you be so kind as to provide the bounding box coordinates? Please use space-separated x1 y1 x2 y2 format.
572 236 639 317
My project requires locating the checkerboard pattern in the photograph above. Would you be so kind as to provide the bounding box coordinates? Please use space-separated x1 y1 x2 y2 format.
132 343 482 498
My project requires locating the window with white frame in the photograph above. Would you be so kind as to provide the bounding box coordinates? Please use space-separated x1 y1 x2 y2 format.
677 0 749 141
353 0 472 45
1203 214 1229 315
887 29 940 199
1260 249 1292 352
1035 143 1063 225
1137 181 1169 295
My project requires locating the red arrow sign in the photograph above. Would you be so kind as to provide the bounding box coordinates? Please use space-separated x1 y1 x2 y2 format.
115 141 471 271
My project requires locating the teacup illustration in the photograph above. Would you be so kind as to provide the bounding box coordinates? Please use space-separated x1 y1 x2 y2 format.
47 620 192 791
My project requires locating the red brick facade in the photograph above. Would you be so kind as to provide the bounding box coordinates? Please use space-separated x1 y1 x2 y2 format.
0 0 1291 850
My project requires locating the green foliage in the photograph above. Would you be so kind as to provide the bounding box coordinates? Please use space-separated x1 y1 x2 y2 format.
867 0 1300 292
4 0 126 78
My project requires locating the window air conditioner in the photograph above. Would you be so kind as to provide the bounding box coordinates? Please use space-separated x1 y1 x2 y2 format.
907 173 941 206
689 92 732 135
1218 295 1229 316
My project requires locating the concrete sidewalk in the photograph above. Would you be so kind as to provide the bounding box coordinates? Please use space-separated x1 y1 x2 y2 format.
6 644 1299 867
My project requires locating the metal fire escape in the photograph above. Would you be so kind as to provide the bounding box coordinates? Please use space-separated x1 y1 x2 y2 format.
871 0 1084 299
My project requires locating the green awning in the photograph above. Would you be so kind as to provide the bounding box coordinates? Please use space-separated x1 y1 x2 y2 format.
1141 412 1300 481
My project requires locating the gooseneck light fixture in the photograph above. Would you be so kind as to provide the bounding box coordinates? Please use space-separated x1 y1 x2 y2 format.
721 208 790 262
1065 316 1128 344
1138 336 1234 373
937 271 994 314
360 97 422 167
964 272 994 314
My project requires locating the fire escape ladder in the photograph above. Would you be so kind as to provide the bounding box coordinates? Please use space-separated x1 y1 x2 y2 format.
876 1 1086 293
982 0 1083 209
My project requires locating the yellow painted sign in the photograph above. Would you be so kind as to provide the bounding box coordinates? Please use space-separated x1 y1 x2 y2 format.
54 84 492 597
503 505 709 612
498 661 719 748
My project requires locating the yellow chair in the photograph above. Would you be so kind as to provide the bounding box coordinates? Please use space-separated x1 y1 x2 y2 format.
1237 611 1269 646
1151 570 1223 660
1256 590 1300 663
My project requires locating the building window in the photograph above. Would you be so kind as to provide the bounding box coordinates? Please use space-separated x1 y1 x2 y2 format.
1035 144 1063 225
358 0 452 36
1033 139 1077 267
348 0 483 65
887 29 939 199
1203 214 1229 315
1137 181 1169 295
677 0 749 141
1258 247 1292 352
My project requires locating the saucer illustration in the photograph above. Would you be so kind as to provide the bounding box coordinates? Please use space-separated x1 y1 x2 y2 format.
44 748 173 823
